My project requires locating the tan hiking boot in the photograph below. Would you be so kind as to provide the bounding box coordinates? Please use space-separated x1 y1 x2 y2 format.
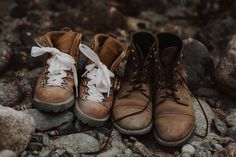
74 34 126 126
153 33 195 146
112 32 157 135
32 27 82 112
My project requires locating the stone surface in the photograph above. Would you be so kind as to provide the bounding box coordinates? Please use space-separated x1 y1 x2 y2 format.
213 118 227 136
182 38 214 90
181 144 195 155
0 79 21 107
0 150 17 157
26 109 74 131
97 130 126 157
193 98 215 136
227 126 236 141
213 143 236 157
215 34 236 97
0 105 36 154
131 142 152 157
0 41 12 73
226 111 236 127
50 133 100 154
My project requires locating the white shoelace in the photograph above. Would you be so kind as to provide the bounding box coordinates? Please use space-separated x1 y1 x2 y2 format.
79 44 114 103
31 46 78 97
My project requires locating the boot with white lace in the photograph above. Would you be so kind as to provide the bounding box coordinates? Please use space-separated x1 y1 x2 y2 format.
75 34 126 126
31 28 82 112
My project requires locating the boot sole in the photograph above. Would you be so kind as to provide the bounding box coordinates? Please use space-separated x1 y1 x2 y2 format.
74 102 110 127
33 96 74 112
153 125 195 147
113 120 153 135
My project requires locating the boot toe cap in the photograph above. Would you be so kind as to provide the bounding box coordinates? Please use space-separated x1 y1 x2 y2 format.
154 114 195 142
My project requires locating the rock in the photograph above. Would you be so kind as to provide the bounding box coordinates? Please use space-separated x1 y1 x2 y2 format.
226 111 236 127
97 130 126 157
194 147 211 157
0 150 17 157
213 118 227 136
227 126 236 141
193 98 215 136
218 137 234 146
213 143 236 157
38 146 53 157
15 97 33 110
182 38 214 90
0 41 12 73
42 134 50 146
215 34 236 97
131 142 152 157
26 109 74 131
58 122 76 135
211 143 223 151
0 80 21 107
181 153 191 157
0 105 36 155
26 142 43 151
50 133 100 154
181 144 195 155
194 87 219 98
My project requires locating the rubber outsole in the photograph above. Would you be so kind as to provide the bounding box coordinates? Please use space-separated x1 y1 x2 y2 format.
153 125 196 147
74 101 110 127
113 120 153 135
33 96 74 112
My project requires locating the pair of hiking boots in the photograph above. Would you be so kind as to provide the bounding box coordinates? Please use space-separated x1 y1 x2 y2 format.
32 28 195 146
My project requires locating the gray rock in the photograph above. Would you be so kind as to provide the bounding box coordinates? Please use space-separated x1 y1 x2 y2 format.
226 111 236 127
193 98 215 136
211 143 223 151
131 142 153 157
227 126 236 141
50 133 100 154
194 147 211 157
215 34 236 97
0 105 36 155
213 143 236 157
0 41 12 73
182 38 214 90
0 80 21 107
213 118 227 136
26 109 74 131
38 146 53 157
26 142 43 151
181 144 195 155
0 150 17 157
181 153 191 157
97 130 126 157
218 137 234 146
58 122 76 135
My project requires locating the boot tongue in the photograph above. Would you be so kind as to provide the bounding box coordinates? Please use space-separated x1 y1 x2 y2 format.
160 46 178 67
98 37 122 69
53 31 76 54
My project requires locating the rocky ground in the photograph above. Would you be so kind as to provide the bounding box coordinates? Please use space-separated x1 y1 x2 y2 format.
0 0 236 157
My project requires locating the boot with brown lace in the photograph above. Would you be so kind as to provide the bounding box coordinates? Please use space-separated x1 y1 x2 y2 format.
112 32 158 135
153 33 195 146
74 34 126 127
31 27 82 112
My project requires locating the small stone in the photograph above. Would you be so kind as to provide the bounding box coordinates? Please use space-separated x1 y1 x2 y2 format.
0 150 17 157
213 143 236 157
58 122 76 135
194 147 211 157
131 142 152 157
226 111 236 127
227 126 236 141
26 142 43 151
20 151 27 157
211 143 223 151
200 142 212 151
38 146 53 157
55 149 66 156
31 150 39 155
181 153 191 157
26 109 74 131
74 120 83 131
213 118 227 136
42 134 50 146
218 137 234 146
181 144 195 155
0 105 36 155
50 133 100 154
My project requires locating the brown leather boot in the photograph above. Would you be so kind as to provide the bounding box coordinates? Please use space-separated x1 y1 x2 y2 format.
32 27 82 112
153 33 195 146
112 32 157 135
74 34 126 126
